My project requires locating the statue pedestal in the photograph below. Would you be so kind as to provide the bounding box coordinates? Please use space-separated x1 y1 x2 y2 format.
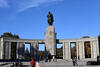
45 25 56 56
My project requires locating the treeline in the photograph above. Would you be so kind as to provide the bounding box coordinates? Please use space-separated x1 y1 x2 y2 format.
0 32 19 39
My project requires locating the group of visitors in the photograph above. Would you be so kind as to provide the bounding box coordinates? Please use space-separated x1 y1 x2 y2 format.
30 57 78 67
44 55 53 62
72 57 78 66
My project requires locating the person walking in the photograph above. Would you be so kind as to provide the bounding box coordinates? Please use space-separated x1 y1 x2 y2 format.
75 57 78 66
72 57 75 66
30 59 36 67
35 62 40 67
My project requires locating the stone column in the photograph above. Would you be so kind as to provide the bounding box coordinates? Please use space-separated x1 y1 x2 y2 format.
78 41 84 60
92 40 98 58
1 38 4 59
63 42 65 59
31 42 35 59
97 39 99 55
82 41 85 59
31 42 38 59
63 42 71 60
16 42 19 59
20 42 25 59
90 41 94 58
4 42 10 59
23 42 25 59
69 42 71 59
76 42 79 60
17 42 25 59
8 42 11 59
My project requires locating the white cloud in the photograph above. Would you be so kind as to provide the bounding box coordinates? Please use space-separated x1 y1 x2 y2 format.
0 0 63 12
17 0 63 12
0 0 9 8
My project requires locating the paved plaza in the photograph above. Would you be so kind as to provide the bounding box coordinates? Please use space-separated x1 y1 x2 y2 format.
1 59 100 67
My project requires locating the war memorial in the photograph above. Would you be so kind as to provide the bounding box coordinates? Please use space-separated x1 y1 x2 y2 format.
0 12 100 67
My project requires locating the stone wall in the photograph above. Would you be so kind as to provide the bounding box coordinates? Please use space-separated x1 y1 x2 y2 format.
61 37 99 60
0 37 99 60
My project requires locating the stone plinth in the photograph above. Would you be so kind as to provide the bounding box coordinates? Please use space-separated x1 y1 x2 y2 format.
45 26 56 56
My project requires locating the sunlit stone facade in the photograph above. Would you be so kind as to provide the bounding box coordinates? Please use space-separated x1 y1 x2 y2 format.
0 26 99 60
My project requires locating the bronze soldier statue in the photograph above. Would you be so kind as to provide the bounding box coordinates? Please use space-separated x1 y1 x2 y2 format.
47 11 54 25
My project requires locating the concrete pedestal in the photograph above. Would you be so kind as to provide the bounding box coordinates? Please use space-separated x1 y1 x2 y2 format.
45 25 56 56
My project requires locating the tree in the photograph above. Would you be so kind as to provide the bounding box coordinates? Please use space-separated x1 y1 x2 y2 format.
0 32 19 39
85 42 91 58
82 36 90 38
72 45 77 57
38 51 45 56
57 46 63 57
13 35 19 39
25 48 30 60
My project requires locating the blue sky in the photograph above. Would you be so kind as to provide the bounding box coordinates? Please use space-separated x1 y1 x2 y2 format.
25 44 30 52
0 0 100 39
25 44 62 51
39 44 62 51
